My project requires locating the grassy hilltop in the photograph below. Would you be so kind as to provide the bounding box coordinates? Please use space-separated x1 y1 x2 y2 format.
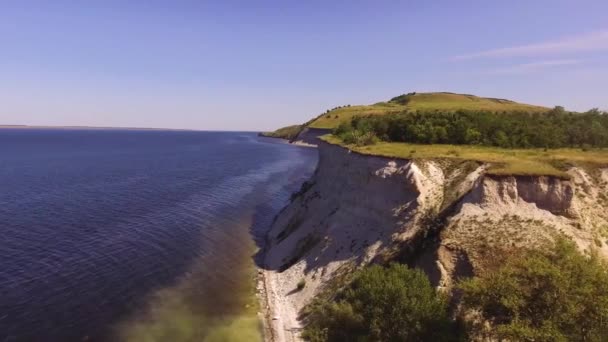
308 92 548 129
262 92 549 138
265 91 608 177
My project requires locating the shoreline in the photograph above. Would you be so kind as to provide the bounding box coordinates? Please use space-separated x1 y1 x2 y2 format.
256 253 303 342
256 136 318 342
257 261 275 342
258 134 318 149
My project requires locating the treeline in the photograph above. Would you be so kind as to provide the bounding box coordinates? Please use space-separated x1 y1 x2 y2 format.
335 107 608 148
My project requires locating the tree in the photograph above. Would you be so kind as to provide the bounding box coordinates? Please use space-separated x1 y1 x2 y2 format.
492 130 510 148
303 264 454 341
460 238 608 341
334 107 608 148
333 122 352 136
464 128 482 145
590 121 608 147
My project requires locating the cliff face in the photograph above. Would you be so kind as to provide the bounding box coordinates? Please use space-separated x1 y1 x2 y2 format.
260 142 608 341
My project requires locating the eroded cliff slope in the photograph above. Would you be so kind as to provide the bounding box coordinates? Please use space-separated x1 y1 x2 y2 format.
260 142 608 341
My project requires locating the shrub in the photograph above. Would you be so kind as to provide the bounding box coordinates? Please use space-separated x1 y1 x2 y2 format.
339 130 378 146
302 263 454 341
333 122 352 136
358 131 379 146
297 279 306 291
340 130 359 145
460 237 608 341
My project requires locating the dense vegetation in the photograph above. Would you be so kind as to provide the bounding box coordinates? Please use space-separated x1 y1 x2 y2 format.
308 92 547 129
460 237 608 341
334 106 608 148
302 238 608 341
302 264 455 342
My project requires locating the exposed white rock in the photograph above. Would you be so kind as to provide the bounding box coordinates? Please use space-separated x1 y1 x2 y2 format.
259 142 608 342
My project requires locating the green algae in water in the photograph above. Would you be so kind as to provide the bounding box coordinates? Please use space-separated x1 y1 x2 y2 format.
115 216 262 342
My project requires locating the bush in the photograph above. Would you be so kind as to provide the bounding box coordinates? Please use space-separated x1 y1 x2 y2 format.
460 237 608 341
340 130 359 145
333 122 352 136
302 263 454 341
339 130 378 146
297 279 306 291
358 131 379 146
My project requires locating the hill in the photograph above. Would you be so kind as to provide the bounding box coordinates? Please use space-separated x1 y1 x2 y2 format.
259 91 608 341
307 92 548 129
259 125 302 140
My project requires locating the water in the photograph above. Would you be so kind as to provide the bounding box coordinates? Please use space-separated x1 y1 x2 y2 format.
0 129 317 341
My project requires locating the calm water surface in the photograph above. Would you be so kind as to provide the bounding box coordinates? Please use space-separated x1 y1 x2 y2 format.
0 129 317 341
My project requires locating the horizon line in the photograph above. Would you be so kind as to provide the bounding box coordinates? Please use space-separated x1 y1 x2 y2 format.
0 124 261 133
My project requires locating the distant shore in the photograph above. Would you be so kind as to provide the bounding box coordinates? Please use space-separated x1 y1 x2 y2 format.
0 125 198 131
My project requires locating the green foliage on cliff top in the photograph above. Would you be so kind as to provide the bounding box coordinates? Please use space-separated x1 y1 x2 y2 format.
308 92 548 129
334 106 608 149
460 237 608 341
260 124 303 140
302 263 455 342
321 135 608 178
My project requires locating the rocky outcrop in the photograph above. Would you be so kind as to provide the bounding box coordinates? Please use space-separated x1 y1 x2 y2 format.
463 175 577 218
260 142 608 341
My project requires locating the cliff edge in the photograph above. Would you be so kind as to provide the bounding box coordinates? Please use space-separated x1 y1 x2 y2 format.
259 141 608 341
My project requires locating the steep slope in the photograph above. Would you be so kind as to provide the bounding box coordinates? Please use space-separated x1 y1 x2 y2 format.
259 141 608 341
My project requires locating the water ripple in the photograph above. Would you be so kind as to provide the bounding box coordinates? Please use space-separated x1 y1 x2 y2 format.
0 129 317 341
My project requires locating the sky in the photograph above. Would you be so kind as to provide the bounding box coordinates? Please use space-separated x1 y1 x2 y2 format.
1 0 607 131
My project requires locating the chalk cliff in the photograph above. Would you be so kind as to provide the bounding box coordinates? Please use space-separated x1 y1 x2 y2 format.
259 141 608 342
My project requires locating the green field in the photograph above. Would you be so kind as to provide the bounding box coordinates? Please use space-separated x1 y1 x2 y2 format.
401 92 547 112
308 102 405 129
321 135 608 178
308 92 548 129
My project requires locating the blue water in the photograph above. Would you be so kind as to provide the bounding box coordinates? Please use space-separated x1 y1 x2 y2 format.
0 129 317 341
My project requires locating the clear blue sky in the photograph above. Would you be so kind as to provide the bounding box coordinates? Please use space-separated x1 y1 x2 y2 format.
1 0 607 130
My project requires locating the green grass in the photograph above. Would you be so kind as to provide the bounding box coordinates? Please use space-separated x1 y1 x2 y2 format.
260 124 302 140
309 103 405 129
403 92 547 112
322 135 608 178
308 92 549 129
